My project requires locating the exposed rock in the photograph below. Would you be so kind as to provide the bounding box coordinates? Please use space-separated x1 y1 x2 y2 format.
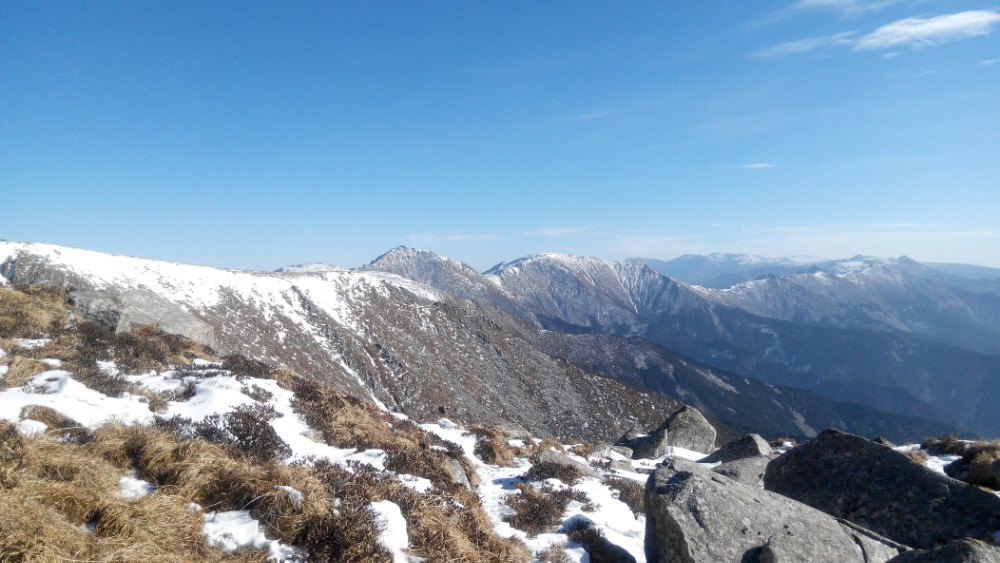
764 429 1000 549
662 406 716 453
710 455 770 486
872 436 895 448
442 457 471 490
888 538 1000 562
535 449 599 478
72 289 218 348
700 433 771 463
644 458 903 563
617 406 716 460
621 428 670 460
589 443 633 459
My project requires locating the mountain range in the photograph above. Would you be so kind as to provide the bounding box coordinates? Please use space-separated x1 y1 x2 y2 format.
4 240 997 440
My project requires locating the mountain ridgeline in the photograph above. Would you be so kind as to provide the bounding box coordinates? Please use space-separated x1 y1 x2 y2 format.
4 241 997 442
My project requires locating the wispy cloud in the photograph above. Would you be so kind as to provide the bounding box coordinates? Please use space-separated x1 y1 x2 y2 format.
752 32 857 58
737 162 780 169
854 10 1000 50
792 0 905 16
980 58 999 65
407 231 500 243
754 10 1000 57
574 111 610 121
522 226 596 237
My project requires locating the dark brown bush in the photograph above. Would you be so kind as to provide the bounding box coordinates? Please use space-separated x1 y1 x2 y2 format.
221 354 275 379
504 483 591 537
922 434 970 456
469 424 515 466
603 476 645 516
526 461 584 484
154 403 291 463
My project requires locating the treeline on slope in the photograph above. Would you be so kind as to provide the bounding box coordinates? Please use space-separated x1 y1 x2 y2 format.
0 284 530 561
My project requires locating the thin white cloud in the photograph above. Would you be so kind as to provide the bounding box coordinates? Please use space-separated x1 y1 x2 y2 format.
523 226 596 237
407 231 500 243
752 33 856 58
738 162 780 169
980 58 999 65
754 10 1000 57
854 10 1000 50
793 0 904 16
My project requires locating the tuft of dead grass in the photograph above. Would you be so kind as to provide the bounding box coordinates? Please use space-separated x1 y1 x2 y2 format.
526 461 584 484
537 543 573 562
19 404 94 444
0 285 70 340
902 449 929 464
504 483 592 537
922 435 1000 490
603 476 645 517
1 357 49 389
469 424 515 467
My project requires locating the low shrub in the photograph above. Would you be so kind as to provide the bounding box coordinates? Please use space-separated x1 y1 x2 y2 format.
526 461 584 484
469 424 514 466
504 483 591 537
603 476 645 516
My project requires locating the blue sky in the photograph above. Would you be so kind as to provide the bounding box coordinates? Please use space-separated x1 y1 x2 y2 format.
3 1 998 269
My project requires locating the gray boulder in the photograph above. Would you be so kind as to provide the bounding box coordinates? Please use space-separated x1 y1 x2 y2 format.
442 457 472 490
73 289 218 348
589 443 633 459
700 433 771 464
535 449 600 478
764 429 1000 549
662 406 716 453
618 406 716 459
644 458 904 562
888 538 1000 562
711 455 770 486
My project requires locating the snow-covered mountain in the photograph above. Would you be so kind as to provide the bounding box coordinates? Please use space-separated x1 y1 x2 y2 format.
640 253 821 289
362 248 956 440
0 241 677 442
478 253 1000 438
714 256 1000 355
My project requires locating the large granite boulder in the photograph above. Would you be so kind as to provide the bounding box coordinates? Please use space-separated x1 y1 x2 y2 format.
662 406 716 453
711 455 771 486
644 458 904 562
701 433 772 464
533 449 600 479
617 406 716 459
887 538 1000 562
764 429 1000 549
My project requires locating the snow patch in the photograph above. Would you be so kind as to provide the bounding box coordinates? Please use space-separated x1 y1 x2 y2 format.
370 500 409 563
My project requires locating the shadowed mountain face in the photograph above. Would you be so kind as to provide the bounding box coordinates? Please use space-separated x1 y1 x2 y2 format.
477 253 999 437
641 253 818 289
363 247 961 441
0 242 681 442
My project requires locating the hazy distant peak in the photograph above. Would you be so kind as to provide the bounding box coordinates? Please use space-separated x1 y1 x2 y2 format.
274 262 344 274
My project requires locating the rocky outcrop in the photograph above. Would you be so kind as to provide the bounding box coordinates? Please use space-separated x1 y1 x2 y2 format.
764 429 1000 549
442 457 472 490
534 450 599 478
618 406 717 459
663 406 716 452
887 538 1000 562
644 458 904 562
700 433 771 464
710 455 770 486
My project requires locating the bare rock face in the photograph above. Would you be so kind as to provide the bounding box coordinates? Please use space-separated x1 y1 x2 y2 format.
701 433 771 464
764 429 1000 549
710 455 771 487
887 538 1000 562
662 406 716 453
535 449 600 478
644 458 904 563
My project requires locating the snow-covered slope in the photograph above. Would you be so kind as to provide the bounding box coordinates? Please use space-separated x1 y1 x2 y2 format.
0 241 677 442
482 252 1000 438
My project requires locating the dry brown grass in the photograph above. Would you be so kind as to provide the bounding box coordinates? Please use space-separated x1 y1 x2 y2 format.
902 449 929 464
526 460 584 484
504 483 592 537
0 421 258 562
922 435 1000 490
19 404 94 444
291 377 467 488
537 543 573 562
469 424 516 466
922 434 969 456
603 476 645 517
1 357 49 389
0 285 70 340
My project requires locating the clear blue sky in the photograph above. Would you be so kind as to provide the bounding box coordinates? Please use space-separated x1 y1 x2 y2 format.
3 1 998 269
